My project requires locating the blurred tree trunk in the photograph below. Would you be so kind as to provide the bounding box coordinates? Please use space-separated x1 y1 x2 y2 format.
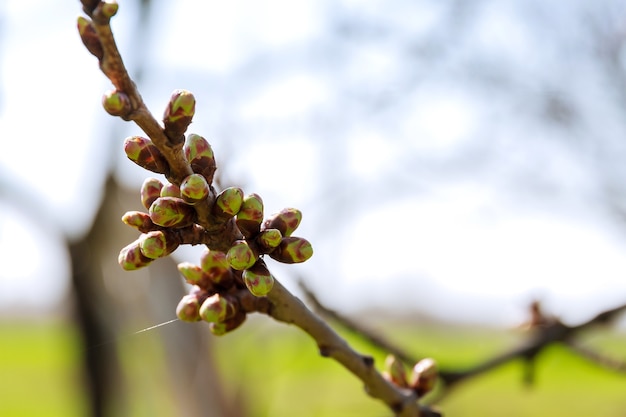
69 175 240 417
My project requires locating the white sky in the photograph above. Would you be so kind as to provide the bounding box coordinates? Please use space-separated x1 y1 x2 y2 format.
1 0 626 327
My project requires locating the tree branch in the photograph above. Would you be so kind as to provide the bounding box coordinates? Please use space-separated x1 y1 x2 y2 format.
76 3 434 416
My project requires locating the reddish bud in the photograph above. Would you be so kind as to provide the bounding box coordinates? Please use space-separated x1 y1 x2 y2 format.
255 228 282 252
226 240 257 271
184 134 216 184
138 230 178 259
124 136 169 175
163 90 195 144
242 259 274 297
212 187 244 219
263 208 302 237
176 293 202 322
77 16 103 60
96 0 119 19
149 197 196 228
140 178 163 210
102 90 131 117
121 211 156 233
160 182 181 198
209 311 247 336
199 294 238 323
180 173 209 204
269 236 313 264
200 249 234 288
177 262 214 290
236 193 264 239
118 241 153 270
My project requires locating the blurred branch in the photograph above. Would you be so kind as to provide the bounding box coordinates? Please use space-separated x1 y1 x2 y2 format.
302 280 626 396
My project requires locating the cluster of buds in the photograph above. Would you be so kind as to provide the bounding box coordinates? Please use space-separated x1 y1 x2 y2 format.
383 355 438 397
114 88 313 335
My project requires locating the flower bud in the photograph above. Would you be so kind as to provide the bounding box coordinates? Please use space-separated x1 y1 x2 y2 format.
184 133 216 184
96 0 119 20
242 259 274 297
118 241 153 270
102 90 131 117
409 358 438 397
163 90 195 144
263 208 302 237
177 262 213 290
121 211 156 233
200 249 234 287
140 178 163 210
180 173 209 204
160 182 181 198
236 193 264 239
77 16 103 60
209 311 247 336
212 187 244 219
149 197 196 228
226 240 257 270
176 293 203 322
124 136 169 175
269 236 313 264
199 294 237 323
138 230 179 259
383 355 408 388
255 228 282 252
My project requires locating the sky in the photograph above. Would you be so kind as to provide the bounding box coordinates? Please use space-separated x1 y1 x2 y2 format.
1 0 626 327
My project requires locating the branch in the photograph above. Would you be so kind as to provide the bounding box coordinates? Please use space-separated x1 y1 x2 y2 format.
303 283 626 394
76 2 436 416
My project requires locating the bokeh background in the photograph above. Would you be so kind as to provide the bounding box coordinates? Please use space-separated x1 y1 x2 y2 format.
1 0 626 416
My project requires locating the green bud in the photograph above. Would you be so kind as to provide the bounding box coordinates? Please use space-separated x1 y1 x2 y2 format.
163 90 195 144
140 178 163 210
212 187 244 219
199 249 233 287
102 90 131 117
138 230 178 259
180 173 209 204
118 241 153 270
269 236 313 264
236 193 264 239
149 197 196 228
77 16 103 60
409 358 438 397
383 355 408 388
177 262 214 290
263 208 302 237
226 240 256 271
209 311 247 336
97 0 119 19
255 228 282 252
199 294 237 323
242 259 274 297
200 249 230 271
124 136 169 175
176 293 202 322
121 211 156 233
184 134 216 184
160 182 181 198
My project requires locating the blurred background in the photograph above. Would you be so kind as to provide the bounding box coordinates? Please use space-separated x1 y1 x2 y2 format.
1 0 626 416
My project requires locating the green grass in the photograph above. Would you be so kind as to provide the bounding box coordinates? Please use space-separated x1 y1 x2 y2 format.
2 318 626 417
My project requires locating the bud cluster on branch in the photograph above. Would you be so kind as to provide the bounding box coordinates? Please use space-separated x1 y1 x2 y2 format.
77 2 439 415
113 88 313 334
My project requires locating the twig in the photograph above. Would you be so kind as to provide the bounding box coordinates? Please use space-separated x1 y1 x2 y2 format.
77 3 431 416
